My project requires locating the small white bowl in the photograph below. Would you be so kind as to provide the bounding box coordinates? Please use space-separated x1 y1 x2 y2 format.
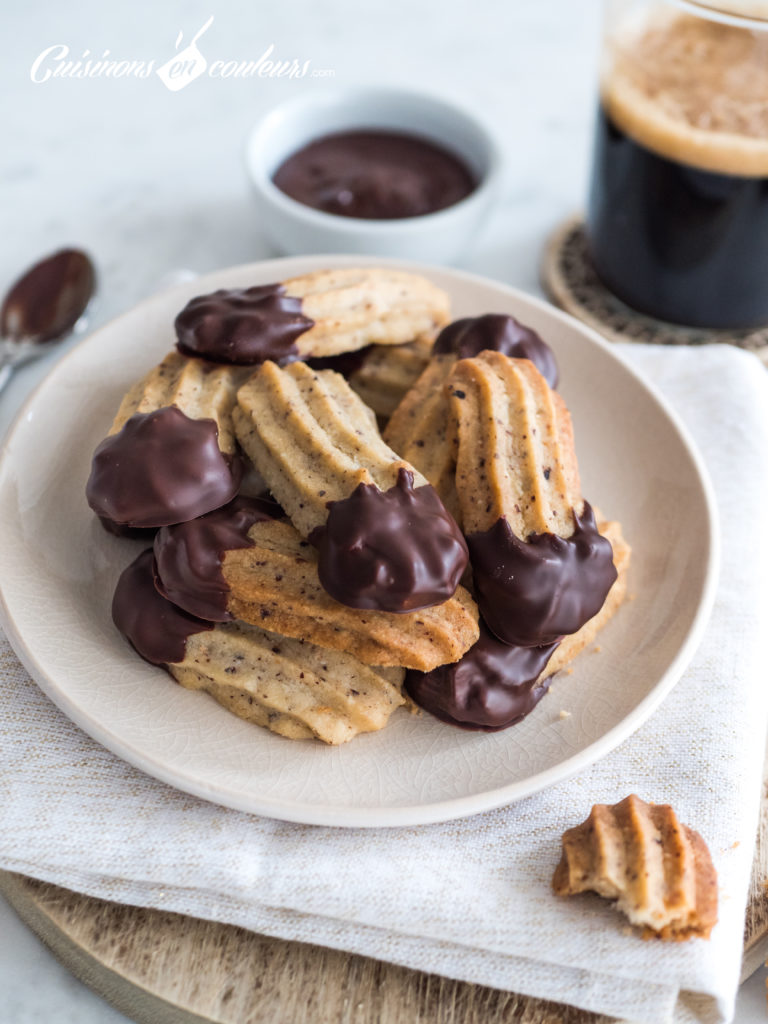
244 87 503 263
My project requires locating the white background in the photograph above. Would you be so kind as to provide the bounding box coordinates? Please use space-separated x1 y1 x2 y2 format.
2 0 766 1020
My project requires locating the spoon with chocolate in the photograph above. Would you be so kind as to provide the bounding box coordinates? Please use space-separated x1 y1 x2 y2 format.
0 248 96 393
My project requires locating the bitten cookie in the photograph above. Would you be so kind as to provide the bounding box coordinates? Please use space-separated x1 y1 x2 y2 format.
553 794 718 941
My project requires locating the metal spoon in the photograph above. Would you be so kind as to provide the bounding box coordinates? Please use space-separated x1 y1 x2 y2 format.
0 248 96 393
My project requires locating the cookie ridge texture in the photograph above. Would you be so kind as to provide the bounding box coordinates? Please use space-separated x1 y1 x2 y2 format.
553 793 718 940
158 515 480 671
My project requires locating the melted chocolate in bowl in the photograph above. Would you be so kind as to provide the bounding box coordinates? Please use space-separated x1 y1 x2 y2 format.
311 468 468 613
406 623 559 731
112 549 213 666
468 502 617 648
175 284 314 365
273 130 476 220
154 496 281 621
433 314 559 388
86 407 242 528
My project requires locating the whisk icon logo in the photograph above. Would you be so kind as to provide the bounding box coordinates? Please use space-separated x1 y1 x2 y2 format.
156 15 214 92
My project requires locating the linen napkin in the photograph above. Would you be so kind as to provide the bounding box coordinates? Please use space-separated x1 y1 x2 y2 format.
2 343 768 1024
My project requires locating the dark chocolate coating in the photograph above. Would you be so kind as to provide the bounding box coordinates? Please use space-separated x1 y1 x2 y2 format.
98 515 157 541
154 495 280 621
467 502 616 647
112 549 212 666
406 622 558 731
175 284 314 365
433 314 559 389
86 406 242 528
311 468 468 613
272 130 476 220
305 345 372 377
0 248 95 345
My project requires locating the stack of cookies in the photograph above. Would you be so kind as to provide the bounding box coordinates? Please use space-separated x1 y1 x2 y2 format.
86 267 630 745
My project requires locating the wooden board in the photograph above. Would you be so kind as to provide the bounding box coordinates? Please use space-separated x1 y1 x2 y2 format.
2 767 767 1024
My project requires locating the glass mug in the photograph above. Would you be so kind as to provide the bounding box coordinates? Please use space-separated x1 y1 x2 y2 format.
586 0 768 328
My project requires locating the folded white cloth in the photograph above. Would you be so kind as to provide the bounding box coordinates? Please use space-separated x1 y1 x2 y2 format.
1 344 767 1024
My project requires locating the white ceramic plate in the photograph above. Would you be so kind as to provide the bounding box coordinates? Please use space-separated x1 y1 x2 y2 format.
0 255 718 827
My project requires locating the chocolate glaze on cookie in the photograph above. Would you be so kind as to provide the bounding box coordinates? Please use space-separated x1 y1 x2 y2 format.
406 622 558 731
306 345 373 377
98 516 157 540
154 495 281 621
112 549 213 665
311 468 468 613
86 406 242 528
467 502 616 647
175 284 314 365
433 314 559 389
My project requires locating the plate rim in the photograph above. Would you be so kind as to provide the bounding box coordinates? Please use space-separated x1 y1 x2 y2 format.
0 253 721 827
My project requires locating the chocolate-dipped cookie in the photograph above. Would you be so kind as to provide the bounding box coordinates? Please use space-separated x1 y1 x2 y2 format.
87 351 245 528
153 497 479 671
175 268 450 365
233 359 468 613
448 351 617 647
113 549 406 746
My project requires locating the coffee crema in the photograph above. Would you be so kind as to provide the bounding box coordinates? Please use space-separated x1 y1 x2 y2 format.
602 13 768 177
272 130 476 220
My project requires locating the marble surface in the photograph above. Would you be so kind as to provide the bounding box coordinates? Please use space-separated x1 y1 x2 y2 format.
2 0 765 1020
1 0 600 437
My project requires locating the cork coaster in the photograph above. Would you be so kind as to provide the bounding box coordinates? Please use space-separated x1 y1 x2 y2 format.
541 216 768 363
1 763 768 1024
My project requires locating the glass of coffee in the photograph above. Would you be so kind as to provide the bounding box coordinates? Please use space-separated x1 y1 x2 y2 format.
586 0 768 328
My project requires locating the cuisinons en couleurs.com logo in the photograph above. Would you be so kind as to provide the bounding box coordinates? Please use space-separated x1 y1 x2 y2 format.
30 16 335 89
